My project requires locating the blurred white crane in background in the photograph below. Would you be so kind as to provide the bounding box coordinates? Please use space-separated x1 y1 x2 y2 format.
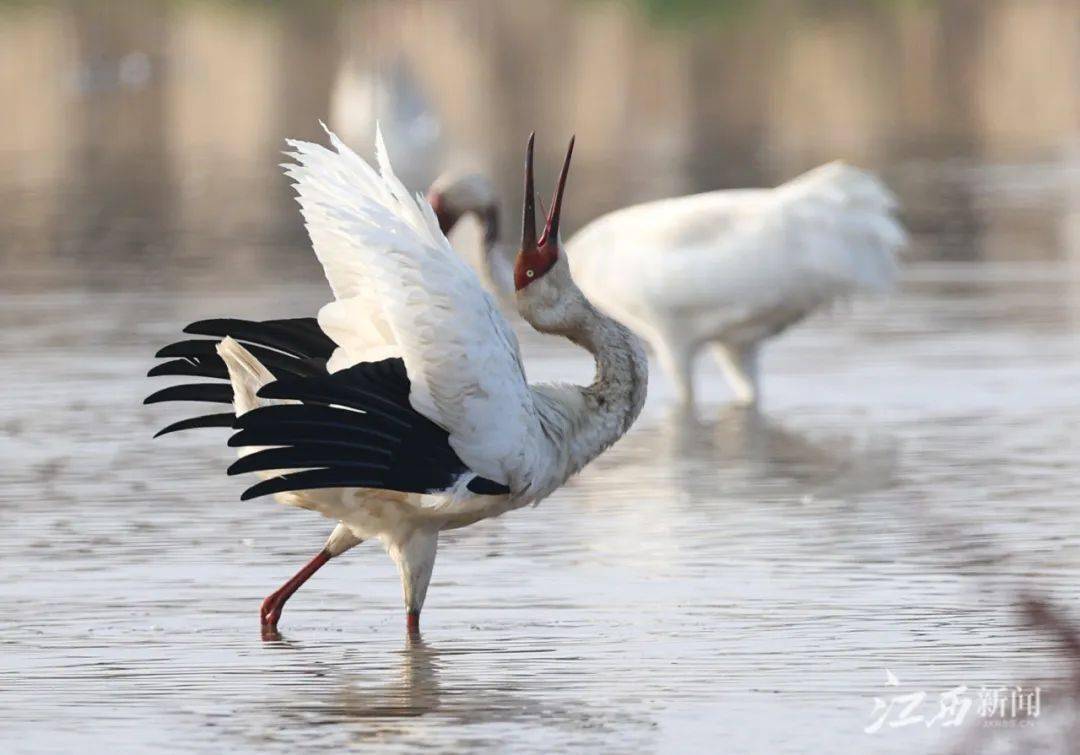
431 161 905 410
331 57 442 187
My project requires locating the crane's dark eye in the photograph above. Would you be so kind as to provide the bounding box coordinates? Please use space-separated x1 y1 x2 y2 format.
526 270 535 278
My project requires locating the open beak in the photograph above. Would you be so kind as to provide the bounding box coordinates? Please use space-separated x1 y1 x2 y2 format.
539 135 574 247
521 133 538 253
515 134 575 290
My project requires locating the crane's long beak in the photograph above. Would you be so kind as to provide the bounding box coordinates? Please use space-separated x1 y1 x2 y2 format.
515 133 574 291
521 132 537 252
539 136 575 247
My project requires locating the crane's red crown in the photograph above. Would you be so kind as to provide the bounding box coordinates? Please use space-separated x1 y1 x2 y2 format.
426 189 454 235
515 133 575 291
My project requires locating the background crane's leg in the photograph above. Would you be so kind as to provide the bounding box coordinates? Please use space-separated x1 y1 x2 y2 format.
260 522 362 629
651 332 698 412
711 341 760 407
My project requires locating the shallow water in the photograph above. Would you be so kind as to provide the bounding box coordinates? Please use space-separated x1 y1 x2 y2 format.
2 1 1080 751
2 262 1080 753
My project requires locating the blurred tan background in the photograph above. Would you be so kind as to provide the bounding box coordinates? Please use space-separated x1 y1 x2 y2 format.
1 0 1077 291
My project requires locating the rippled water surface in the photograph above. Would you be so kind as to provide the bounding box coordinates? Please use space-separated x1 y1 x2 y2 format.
3 262 1080 753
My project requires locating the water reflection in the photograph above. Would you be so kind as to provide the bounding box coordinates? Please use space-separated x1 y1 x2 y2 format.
605 406 898 504
262 632 444 723
248 630 653 750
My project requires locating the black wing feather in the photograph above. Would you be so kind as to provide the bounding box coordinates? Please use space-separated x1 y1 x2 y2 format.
154 340 324 379
154 413 236 438
147 358 227 380
229 359 510 500
147 317 509 500
155 339 222 360
145 383 233 405
256 375 413 428
229 421 398 451
184 317 337 359
240 469 388 502
146 317 337 433
230 402 399 435
227 444 392 476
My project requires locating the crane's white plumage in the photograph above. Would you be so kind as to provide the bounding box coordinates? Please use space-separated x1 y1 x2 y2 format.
286 126 541 489
566 161 906 408
147 128 647 632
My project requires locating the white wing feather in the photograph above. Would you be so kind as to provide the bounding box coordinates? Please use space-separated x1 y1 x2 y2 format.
284 125 540 488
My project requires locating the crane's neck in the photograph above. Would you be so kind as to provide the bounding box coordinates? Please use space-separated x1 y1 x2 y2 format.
477 204 499 249
531 297 648 494
475 206 516 303
571 301 648 419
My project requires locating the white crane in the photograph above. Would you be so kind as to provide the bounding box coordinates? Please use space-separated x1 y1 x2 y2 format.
430 162 905 410
146 128 647 634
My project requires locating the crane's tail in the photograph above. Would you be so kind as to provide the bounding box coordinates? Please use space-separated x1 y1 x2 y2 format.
214 339 297 482
774 161 907 296
216 337 277 417
145 320 345 511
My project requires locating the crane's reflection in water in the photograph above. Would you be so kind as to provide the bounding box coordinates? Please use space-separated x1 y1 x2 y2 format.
580 403 898 528
245 630 655 750
261 632 444 721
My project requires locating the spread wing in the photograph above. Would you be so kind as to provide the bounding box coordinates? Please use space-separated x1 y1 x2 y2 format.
285 126 540 489
227 357 510 501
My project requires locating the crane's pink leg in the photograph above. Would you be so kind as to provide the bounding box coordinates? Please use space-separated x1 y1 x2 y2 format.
260 549 331 629
406 610 421 634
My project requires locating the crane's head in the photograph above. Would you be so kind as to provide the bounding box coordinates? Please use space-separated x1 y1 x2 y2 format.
515 133 574 292
426 172 498 241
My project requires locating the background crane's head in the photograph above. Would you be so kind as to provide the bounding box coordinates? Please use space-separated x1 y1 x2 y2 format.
426 172 498 240
514 133 574 292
